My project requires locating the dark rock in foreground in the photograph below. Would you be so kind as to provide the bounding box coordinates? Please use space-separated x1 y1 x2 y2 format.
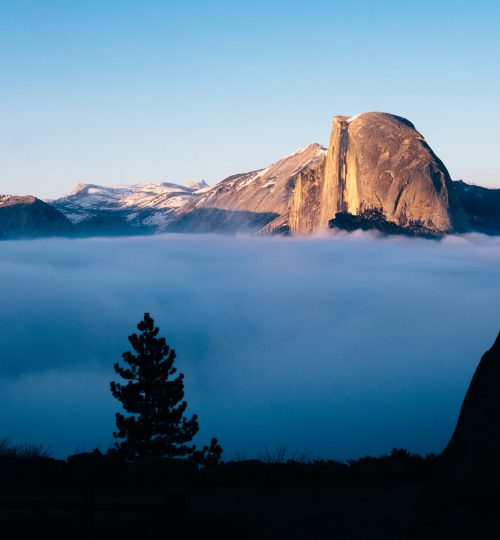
420 333 500 538
439 332 500 492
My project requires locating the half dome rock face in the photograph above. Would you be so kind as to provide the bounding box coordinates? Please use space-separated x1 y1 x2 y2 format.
290 112 467 235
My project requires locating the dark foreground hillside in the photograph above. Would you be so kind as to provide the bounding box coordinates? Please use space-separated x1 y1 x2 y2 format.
0 448 494 539
0 450 439 540
1 333 499 539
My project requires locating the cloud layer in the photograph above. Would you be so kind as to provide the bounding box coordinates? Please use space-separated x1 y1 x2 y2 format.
0 232 499 459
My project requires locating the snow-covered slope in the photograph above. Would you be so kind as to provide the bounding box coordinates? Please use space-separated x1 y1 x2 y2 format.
169 144 327 232
189 144 326 215
51 145 326 234
52 181 203 232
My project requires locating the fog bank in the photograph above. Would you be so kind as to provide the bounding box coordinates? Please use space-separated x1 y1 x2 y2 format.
0 232 499 459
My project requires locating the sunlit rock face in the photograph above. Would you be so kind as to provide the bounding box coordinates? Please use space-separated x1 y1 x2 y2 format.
290 112 468 235
288 154 326 234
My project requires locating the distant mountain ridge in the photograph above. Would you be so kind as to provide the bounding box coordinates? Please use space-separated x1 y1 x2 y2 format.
0 195 72 239
453 180 500 235
49 144 327 236
167 144 326 233
1 112 499 239
52 181 202 235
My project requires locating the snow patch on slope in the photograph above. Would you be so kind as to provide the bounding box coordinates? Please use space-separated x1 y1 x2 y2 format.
52 181 200 226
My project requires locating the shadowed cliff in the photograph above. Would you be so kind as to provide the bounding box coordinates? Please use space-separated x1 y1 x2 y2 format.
439 333 500 490
421 333 500 538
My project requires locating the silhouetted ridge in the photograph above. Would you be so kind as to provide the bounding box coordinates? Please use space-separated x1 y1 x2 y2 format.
442 332 500 464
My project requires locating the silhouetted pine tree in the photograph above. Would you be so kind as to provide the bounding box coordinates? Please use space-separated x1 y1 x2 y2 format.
191 437 224 467
110 313 202 459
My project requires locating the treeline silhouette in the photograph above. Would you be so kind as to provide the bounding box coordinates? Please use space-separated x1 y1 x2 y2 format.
0 442 439 539
1 319 499 539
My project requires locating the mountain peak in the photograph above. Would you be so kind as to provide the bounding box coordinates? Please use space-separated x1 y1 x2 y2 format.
186 180 209 190
0 195 72 239
334 112 417 131
0 195 38 207
5 111 496 239
290 111 466 235
68 183 99 196
291 143 326 155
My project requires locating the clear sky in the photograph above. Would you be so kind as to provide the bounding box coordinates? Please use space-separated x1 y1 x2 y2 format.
0 0 499 199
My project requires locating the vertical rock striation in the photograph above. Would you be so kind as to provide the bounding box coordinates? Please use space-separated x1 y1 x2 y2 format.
288 156 325 234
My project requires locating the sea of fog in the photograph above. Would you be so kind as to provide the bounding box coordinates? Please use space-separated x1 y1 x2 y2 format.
0 232 499 460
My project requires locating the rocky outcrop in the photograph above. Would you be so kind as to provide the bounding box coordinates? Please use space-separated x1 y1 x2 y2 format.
440 333 500 481
0 195 73 239
422 333 500 536
290 113 469 235
288 155 326 234
423 333 500 524
328 209 441 238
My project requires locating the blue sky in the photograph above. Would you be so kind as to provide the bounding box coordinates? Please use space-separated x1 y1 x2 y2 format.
1 0 499 198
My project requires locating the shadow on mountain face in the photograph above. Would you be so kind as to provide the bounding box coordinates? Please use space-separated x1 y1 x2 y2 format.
0 197 73 239
166 208 279 233
73 214 153 237
453 180 500 235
